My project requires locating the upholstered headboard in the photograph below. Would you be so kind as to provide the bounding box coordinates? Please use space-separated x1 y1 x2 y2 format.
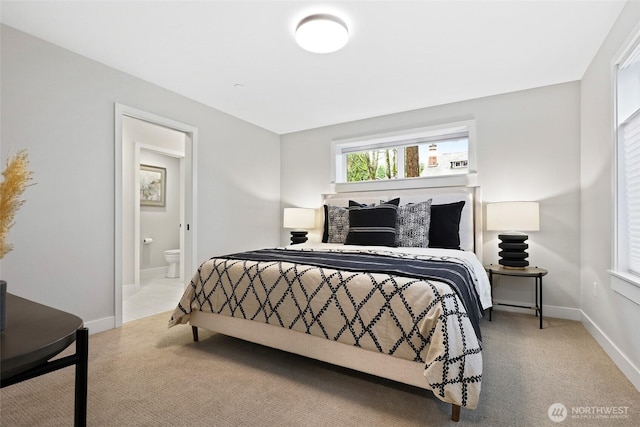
322 186 482 258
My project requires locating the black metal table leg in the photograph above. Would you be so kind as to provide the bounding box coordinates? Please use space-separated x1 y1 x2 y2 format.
74 328 88 427
539 275 543 329
488 269 493 321
535 276 539 317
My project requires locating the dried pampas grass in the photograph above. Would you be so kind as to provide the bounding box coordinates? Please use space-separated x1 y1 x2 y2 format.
0 149 34 259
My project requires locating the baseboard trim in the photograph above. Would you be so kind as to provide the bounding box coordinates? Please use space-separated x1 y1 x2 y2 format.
84 316 115 335
491 299 581 321
581 310 640 392
542 304 582 321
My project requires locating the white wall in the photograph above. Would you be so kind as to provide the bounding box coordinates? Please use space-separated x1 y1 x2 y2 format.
580 0 640 390
281 82 582 319
0 25 281 331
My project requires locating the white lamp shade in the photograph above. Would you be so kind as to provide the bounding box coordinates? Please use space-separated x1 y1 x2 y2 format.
283 208 315 229
486 201 540 232
295 14 349 53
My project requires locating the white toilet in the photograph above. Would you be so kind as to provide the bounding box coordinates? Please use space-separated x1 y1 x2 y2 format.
164 249 180 278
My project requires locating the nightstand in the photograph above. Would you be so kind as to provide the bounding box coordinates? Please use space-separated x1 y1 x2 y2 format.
485 264 548 329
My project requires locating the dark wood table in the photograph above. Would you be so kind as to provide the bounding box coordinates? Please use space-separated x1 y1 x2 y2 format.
485 264 548 329
1 293 88 426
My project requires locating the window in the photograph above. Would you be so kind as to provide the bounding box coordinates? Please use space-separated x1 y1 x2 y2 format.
332 121 476 191
612 28 640 304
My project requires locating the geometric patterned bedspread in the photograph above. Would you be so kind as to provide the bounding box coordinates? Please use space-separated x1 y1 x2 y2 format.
169 246 485 409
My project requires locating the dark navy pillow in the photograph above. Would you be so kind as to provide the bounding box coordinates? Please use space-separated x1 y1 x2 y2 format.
429 201 465 250
345 203 398 247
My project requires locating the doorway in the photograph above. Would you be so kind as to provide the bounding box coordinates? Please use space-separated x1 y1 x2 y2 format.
115 104 198 327
126 142 184 322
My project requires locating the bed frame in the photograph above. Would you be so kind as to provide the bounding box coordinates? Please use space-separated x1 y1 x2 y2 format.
189 185 482 422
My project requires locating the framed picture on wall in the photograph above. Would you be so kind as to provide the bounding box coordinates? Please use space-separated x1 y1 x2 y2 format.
140 164 166 207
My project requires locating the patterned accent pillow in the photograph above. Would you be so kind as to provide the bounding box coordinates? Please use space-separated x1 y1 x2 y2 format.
395 199 432 247
324 205 350 243
323 200 381 243
345 204 398 247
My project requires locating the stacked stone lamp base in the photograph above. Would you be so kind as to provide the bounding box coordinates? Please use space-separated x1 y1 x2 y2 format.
498 233 530 269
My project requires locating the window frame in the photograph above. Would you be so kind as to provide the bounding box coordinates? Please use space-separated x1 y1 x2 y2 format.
611 24 640 305
331 120 477 193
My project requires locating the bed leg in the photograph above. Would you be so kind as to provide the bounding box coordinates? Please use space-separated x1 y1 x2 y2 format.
451 404 461 422
191 326 199 342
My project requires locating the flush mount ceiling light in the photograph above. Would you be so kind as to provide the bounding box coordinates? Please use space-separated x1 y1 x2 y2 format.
295 14 349 53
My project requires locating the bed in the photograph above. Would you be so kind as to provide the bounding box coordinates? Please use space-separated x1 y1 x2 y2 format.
169 186 491 422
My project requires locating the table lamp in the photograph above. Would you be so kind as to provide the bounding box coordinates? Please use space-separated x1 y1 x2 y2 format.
486 201 540 269
283 208 315 244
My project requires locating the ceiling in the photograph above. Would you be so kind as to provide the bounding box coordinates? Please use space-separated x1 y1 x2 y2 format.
0 0 627 134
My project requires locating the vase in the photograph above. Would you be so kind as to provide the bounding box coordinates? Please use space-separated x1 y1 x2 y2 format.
1 280 6 332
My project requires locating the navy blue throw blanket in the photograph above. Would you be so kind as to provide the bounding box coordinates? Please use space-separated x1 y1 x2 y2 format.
222 248 483 341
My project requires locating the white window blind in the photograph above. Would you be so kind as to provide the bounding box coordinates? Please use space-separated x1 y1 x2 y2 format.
611 26 640 302
623 110 640 275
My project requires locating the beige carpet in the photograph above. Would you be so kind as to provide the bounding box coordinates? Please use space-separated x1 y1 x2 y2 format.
1 311 637 426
